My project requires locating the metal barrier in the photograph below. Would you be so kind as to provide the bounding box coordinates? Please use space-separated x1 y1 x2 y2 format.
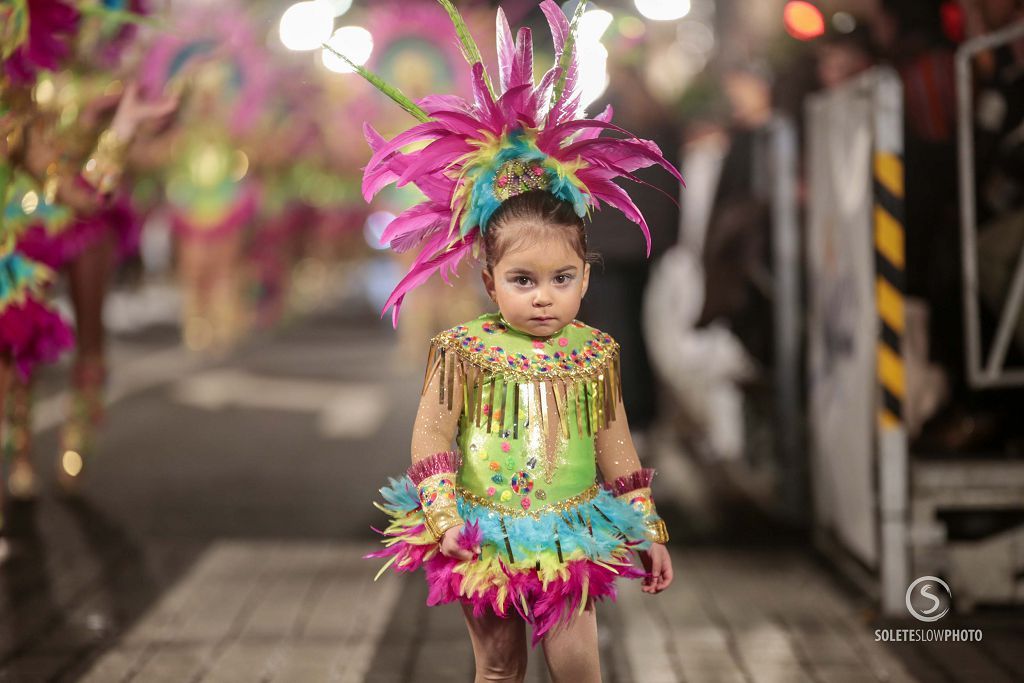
957 20 1024 388
805 66 908 615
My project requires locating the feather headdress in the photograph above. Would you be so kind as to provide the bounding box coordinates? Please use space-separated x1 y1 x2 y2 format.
327 0 683 325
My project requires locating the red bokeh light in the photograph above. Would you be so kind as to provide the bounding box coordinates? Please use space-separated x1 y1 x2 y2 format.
784 1 826 41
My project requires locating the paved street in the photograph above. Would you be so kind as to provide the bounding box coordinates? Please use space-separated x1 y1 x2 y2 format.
1 307 1021 682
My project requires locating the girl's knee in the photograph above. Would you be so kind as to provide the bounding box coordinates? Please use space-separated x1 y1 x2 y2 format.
475 657 527 682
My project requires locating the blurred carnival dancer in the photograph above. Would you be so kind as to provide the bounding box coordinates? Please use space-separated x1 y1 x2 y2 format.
342 2 680 679
136 8 270 354
2 0 178 500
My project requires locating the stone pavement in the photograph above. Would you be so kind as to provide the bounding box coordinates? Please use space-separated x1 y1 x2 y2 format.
1 308 1021 682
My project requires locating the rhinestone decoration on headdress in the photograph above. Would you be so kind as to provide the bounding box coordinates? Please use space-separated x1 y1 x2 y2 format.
493 159 550 202
328 0 684 325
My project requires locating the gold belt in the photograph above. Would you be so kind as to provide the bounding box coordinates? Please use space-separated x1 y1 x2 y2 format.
455 483 601 519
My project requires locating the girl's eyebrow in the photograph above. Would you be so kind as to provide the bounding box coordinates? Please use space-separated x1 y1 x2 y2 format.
505 265 578 275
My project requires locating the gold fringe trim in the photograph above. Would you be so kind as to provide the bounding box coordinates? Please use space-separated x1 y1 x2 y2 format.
424 336 622 438
456 483 600 520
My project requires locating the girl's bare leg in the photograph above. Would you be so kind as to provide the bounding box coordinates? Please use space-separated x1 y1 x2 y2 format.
460 602 529 683
540 599 602 683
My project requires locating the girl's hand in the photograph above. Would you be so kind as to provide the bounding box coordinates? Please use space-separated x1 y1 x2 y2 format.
638 543 673 594
438 523 480 561
110 81 180 141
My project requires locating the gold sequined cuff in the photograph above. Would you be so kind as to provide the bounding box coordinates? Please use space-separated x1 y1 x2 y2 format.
616 486 669 543
644 518 670 544
417 472 462 542
423 506 463 542
81 128 130 195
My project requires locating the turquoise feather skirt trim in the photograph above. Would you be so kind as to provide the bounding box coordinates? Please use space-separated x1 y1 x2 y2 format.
374 474 651 564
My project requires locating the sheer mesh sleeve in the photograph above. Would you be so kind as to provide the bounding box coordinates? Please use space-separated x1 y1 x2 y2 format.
595 390 669 544
594 391 644 484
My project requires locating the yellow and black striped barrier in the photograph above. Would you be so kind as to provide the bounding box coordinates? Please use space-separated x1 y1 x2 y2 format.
873 151 905 431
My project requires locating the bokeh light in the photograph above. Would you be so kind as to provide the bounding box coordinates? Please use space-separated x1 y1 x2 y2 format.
364 211 396 250
322 25 374 73
578 9 613 109
783 1 825 40
635 0 691 21
279 1 334 52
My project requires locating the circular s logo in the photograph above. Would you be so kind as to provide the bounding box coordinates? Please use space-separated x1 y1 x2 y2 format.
906 576 952 622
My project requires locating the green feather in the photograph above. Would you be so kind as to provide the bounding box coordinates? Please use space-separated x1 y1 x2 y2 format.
321 43 431 123
436 0 495 99
551 0 589 109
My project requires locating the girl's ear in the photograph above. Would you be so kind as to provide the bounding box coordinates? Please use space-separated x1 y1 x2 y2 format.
580 261 591 298
481 267 497 303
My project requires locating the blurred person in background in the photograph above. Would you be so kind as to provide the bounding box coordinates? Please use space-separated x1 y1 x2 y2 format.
582 60 681 438
3 1 179 498
815 26 877 89
969 0 1024 376
697 64 773 370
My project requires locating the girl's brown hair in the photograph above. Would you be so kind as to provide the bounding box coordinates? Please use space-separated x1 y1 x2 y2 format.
482 190 597 270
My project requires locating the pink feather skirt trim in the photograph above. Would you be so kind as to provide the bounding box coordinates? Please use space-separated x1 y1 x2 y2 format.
0 297 75 380
366 474 652 647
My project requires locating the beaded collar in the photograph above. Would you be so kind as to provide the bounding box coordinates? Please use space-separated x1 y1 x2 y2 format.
422 312 622 438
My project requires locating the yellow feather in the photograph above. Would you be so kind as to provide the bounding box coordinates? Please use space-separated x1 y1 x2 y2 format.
373 554 399 582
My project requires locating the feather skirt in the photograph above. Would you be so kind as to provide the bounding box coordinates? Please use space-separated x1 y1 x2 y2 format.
365 475 651 646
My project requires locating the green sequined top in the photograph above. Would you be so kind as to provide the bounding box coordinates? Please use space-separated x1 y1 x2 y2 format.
422 311 623 517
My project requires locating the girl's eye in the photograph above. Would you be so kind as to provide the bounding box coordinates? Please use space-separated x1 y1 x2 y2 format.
554 274 574 284
514 276 532 286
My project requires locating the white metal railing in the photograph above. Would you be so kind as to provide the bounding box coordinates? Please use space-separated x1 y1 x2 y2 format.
957 20 1024 388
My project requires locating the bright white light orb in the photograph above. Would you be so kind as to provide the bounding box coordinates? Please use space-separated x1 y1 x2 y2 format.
579 42 609 109
579 9 613 44
317 0 352 18
635 0 691 21
322 25 374 74
279 1 334 52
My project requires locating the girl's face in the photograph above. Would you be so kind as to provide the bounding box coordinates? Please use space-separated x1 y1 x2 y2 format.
482 225 590 338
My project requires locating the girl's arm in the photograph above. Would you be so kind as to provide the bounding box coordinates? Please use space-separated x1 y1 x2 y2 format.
407 352 465 542
595 392 670 545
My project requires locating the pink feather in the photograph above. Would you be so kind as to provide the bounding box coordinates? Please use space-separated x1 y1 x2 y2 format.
584 177 653 257
457 519 483 552
560 137 684 182
539 0 569 55
573 105 614 142
417 94 473 115
380 203 450 247
496 8 516 92
396 136 475 186
471 62 503 133
509 27 534 89
383 235 474 327
365 122 449 176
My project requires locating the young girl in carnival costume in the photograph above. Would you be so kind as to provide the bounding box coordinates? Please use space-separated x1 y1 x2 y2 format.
341 2 681 678
1 0 177 501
